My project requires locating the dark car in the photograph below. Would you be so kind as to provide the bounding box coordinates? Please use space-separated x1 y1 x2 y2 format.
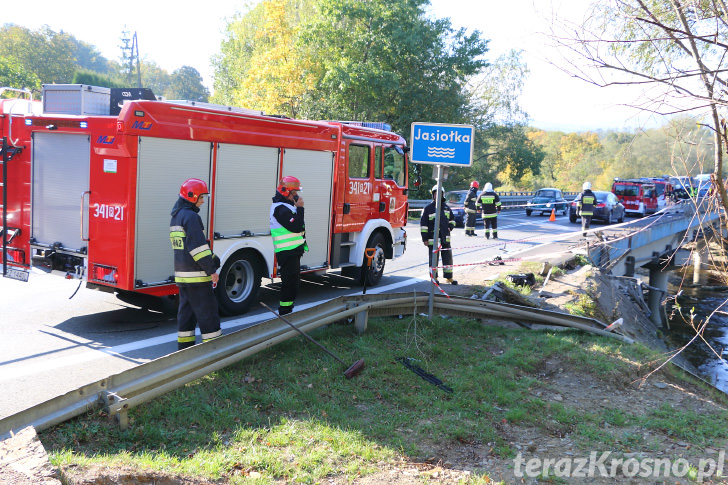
445 190 482 227
526 188 568 216
569 190 625 224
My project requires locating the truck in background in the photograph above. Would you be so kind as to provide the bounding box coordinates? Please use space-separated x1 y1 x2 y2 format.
612 178 659 217
1 84 408 315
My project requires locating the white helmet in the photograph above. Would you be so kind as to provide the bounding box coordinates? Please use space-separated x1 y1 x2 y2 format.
484 182 493 191
431 185 444 197
583 181 592 191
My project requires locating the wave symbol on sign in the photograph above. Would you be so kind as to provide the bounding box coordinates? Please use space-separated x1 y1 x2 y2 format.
427 147 456 158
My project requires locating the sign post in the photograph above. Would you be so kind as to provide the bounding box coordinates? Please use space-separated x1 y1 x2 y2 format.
410 123 474 318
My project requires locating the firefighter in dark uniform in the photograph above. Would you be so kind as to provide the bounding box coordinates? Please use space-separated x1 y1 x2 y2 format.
170 178 221 350
420 185 457 284
464 181 480 236
576 181 596 237
270 176 307 315
476 182 502 239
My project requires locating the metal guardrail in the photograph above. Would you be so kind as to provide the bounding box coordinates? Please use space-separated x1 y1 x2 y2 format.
408 192 579 212
0 292 621 439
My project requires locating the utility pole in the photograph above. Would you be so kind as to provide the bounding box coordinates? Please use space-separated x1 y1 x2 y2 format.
120 29 142 87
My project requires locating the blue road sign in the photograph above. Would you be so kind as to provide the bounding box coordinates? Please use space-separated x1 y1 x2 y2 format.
410 122 474 166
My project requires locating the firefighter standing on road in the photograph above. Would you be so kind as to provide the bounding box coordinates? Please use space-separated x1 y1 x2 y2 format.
464 181 479 236
576 181 596 237
270 176 307 315
170 178 222 350
476 182 502 239
421 185 458 285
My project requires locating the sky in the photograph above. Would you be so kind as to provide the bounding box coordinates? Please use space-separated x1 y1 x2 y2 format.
3 0 664 133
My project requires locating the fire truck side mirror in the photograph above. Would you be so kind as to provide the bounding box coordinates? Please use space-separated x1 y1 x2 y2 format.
412 164 422 187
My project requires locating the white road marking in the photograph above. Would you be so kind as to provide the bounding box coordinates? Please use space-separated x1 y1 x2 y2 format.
0 277 429 382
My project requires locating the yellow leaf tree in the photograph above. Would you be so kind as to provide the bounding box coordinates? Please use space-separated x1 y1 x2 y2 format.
232 0 315 117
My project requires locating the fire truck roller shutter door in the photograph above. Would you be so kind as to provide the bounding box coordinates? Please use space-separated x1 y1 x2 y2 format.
213 144 280 315
214 144 279 236
135 137 212 286
31 132 91 253
281 148 335 271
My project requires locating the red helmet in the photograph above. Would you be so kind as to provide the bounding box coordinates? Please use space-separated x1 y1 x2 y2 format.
470 181 479 188
278 176 302 197
179 178 209 203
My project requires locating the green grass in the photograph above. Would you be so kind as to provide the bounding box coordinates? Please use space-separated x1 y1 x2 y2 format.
40 315 728 483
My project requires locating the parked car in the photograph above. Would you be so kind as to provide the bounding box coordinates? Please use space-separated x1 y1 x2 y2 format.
569 191 625 224
526 188 568 216
445 190 482 227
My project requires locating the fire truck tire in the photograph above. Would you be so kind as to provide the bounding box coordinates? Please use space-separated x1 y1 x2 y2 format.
360 232 386 287
216 250 263 315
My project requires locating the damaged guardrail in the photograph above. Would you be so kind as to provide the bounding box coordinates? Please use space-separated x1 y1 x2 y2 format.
0 292 628 440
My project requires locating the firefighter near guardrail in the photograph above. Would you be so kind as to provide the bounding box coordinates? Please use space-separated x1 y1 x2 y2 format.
420 185 458 285
410 122 474 317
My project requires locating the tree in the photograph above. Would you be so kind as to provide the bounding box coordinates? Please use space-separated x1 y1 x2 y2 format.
0 57 41 94
139 61 172 99
212 0 314 115
169 66 209 102
0 25 77 84
464 51 540 189
72 69 124 88
213 0 489 136
552 0 728 213
71 38 118 80
300 0 488 136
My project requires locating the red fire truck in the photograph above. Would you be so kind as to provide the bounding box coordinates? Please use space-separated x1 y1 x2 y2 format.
611 178 659 217
1 84 409 314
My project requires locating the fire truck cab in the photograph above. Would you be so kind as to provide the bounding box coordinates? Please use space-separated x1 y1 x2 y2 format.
1 84 408 315
612 178 659 217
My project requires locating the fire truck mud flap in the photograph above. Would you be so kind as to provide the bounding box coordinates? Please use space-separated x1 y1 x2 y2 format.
216 250 263 315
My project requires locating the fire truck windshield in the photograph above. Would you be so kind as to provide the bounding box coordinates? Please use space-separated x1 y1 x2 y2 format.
613 184 639 197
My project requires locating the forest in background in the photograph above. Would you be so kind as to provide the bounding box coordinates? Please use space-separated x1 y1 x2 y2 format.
0 0 720 196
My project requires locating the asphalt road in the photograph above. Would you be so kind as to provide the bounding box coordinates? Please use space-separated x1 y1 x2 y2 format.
0 210 592 419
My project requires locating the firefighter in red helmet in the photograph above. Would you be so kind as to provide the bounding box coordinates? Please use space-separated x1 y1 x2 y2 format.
270 176 307 315
170 178 222 350
464 181 480 236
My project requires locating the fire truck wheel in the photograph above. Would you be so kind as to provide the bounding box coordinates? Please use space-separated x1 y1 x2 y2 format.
216 250 263 315
361 233 386 287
